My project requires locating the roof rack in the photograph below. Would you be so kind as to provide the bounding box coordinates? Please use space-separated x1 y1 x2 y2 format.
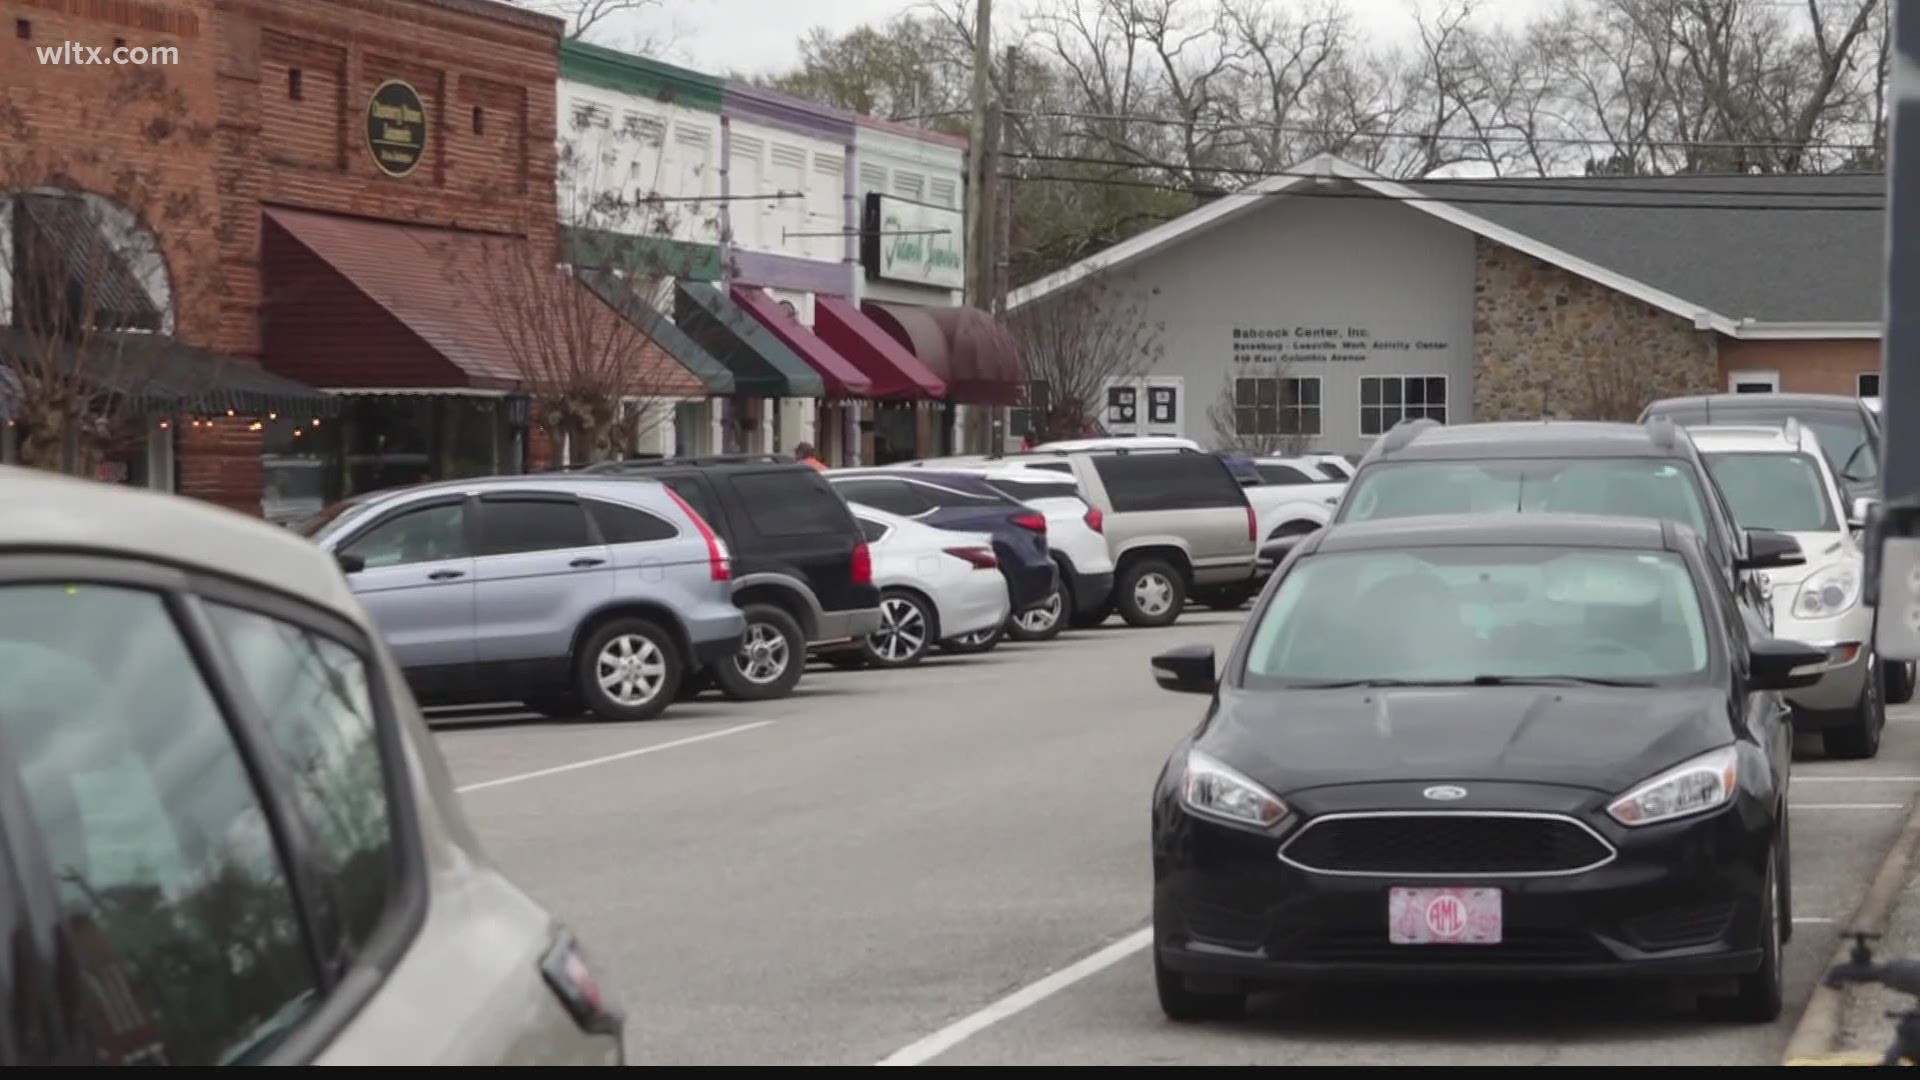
1375 417 1440 457
1645 413 1679 450
584 453 797 472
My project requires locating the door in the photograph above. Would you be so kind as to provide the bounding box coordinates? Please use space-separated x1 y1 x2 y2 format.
1102 376 1185 437
334 498 476 687
470 493 614 672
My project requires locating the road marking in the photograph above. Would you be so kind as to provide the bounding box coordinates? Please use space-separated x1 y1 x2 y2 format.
455 721 775 794
877 927 1152 1067
1792 803 1909 811
1794 916 1836 925
1794 776 1920 783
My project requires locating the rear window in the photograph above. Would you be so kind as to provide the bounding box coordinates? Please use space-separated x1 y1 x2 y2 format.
980 478 1081 502
1092 453 1247 512
729 470 857 537
1340 457 1714 542
1257 464 1317 485
586 498 679 543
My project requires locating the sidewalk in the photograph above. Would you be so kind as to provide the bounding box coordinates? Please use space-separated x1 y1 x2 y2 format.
1826 852 1920 1063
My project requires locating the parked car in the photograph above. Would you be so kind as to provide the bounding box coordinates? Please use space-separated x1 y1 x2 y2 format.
1050 448 1260 628
1639 392 1883 503
0 465 624 1064
889 463 1116 640
824 468 1057 652
1332 418 1803 641
845 505 1011 667
1688 421 1892 756
1205 454 1343 609
298 475 747 722
1147 511 1822 1024
580 456 880 698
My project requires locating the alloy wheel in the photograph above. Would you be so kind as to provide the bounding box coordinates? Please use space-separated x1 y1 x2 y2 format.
1014 589 1064 635
597 633 667 706
871 595 929 663
734 621 792 685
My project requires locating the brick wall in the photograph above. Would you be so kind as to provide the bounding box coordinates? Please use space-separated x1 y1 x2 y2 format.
1473 237 1720 420
176 416 265 513
1718 338 1882 396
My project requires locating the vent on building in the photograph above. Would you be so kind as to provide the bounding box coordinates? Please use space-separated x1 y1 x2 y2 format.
472 106 485 135
859 163 887 193
288 68 303 100
14 19 29 40
625 113 666 145
929 178 957 207
676 125 710 148
770 144 808 170
893 170 925 201
814 154 841 180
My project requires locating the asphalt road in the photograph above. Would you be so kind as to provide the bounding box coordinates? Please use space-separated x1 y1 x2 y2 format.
429 613 1920 1066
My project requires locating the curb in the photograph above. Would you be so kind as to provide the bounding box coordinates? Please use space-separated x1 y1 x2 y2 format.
1781 790 1920 1064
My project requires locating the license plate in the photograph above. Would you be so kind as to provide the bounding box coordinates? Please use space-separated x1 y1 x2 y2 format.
1388 886 1503 945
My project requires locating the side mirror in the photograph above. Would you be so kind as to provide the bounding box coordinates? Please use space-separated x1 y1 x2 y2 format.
336 552 366 574
1151 644 1217 695
1749 638 1829 691
1738 529 1805 571
1850 495 1881 529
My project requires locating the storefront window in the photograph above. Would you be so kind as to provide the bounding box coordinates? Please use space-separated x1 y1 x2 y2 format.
261 415 326 524
322 396 511 501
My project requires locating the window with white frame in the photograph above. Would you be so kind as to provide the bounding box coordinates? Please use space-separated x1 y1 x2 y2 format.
1234 376 1321 436
1859 371 1881 398
1359 375 1447 436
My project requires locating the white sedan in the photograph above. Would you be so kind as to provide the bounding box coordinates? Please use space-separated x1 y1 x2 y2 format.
850 505 1012 667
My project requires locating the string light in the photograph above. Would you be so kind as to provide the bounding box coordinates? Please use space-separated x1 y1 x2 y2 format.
310 418 321 427
247 421 263 432
158 420 169 429
268 411 278 420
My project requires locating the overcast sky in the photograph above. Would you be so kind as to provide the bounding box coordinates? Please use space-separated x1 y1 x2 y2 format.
614 0 1534 81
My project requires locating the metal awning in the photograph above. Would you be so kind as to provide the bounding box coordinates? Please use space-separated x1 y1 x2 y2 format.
0 328 338 418
672 281 825 398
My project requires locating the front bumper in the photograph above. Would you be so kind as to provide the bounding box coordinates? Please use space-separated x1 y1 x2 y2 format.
813 606 882 645
1152 783 1772 986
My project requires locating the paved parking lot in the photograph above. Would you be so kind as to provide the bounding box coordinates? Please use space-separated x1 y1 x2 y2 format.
430 613 1920 1066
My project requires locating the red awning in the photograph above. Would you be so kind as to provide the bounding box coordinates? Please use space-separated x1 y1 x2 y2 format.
862 301 1025 405
729 286 873 399
813 297 946 400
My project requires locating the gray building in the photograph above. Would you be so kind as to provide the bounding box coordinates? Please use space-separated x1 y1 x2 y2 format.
1007 154 1885 458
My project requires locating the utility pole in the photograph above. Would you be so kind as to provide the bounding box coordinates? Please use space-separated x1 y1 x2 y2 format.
964 0 997 451
1874 0 1920 658
995 45 1017 319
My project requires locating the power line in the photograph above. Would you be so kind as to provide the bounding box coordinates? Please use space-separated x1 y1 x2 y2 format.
1004 151 1888 198
1003 170 1886 211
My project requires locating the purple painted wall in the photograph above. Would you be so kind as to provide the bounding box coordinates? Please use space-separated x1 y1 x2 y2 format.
731 248 855 297
721 82 857 142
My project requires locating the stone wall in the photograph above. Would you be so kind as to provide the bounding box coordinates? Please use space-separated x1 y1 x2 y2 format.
1473 237 1720 421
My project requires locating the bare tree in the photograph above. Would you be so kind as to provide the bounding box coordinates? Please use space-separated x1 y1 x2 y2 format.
1206 364 1313 454
513 0 670 47
1006 272 1165 442
0 67 224 477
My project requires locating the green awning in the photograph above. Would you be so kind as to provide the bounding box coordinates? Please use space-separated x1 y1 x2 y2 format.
575 270 734 395
672 281 825 398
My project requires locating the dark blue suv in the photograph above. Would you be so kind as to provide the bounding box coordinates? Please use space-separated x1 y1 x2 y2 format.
826 470 1059 622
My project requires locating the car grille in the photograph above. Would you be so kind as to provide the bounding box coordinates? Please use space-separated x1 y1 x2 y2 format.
1278 813 1615 877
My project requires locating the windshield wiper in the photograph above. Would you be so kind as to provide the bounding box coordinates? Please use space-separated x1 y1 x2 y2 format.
1469 674 1657 688
1286 678 1478 689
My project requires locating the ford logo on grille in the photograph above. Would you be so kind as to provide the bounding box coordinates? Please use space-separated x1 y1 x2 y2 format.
1423 785 1468 802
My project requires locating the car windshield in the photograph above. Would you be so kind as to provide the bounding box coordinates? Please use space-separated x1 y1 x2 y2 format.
1341 458 1712 539
291 498 375 542
1661 408 1878 482
1242 545 1712 688
1701 451 1837 533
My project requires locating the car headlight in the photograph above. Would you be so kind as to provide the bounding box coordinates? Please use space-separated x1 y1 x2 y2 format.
1181 749 1288 827
1794 564 1861 618
1606 745 1739 827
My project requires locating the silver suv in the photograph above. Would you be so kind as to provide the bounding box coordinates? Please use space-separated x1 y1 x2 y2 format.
297 476 746 722
1049 449 1259 627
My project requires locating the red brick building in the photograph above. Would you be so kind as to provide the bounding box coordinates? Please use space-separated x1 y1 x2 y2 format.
2 0 702 517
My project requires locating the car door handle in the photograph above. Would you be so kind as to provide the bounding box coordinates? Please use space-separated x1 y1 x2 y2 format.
427 569 466 581
570 557 606 568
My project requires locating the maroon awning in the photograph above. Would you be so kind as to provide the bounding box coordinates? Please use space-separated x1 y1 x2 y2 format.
862 301 1024 405
814 297 946 400
730 285 873 399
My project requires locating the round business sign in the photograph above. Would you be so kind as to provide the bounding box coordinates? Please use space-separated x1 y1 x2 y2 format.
366 79 428 178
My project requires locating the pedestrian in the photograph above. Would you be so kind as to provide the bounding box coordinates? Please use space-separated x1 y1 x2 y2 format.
794 442 828 471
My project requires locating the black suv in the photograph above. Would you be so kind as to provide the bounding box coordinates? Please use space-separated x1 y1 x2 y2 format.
1330 418 1805 636
582 456 882 699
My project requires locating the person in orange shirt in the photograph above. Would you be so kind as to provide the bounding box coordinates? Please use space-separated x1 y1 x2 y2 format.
794 442 828 471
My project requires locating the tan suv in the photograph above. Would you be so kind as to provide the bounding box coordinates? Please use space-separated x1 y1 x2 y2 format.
0 465 623 1066
1051 449 1259 627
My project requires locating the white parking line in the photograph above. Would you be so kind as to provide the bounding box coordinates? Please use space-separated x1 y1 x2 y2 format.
1791 803 1909 811
1794 916 1836 925
877 928 1153 1067
1794 776 1920 783
455 720 775 794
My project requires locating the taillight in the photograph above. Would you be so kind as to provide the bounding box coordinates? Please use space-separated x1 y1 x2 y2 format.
1012 511 1047 534
1245 504 1257 543
540 931 622 1037
944 546 999 569
1083 507 1104 534
665 487 730 581
851 541 873 585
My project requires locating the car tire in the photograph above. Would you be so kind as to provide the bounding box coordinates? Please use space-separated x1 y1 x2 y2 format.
523 694 583 719
1154 945 1245 1023
1825 653 1885 760
713 604 806 701
1886 659 1916 705
1006 579 1067 642
1117 559 1186 628
1195 583 1256 612
863 590 936 668
1723 849 1784 1023
576 618 681 722
1068 600 1114 629
939 623 1004 654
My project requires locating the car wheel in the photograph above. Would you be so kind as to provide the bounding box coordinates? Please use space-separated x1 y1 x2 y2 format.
863 591 936 668
1195 583 1256 612
1117 559 1186 628
1886 658 1916 705
577 618 681 722
1722 848 1784 1023
1154 943 1245 1023
1825 652 1885 760
939 624 1004 654
1068 599 1114 629
1006 581 1067 642
713 604 806 701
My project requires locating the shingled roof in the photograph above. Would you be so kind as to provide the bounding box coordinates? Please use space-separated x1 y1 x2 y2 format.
1008 154 1886 338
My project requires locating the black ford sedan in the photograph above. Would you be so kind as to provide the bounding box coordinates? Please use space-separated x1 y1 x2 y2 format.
1148 512 1825 1024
